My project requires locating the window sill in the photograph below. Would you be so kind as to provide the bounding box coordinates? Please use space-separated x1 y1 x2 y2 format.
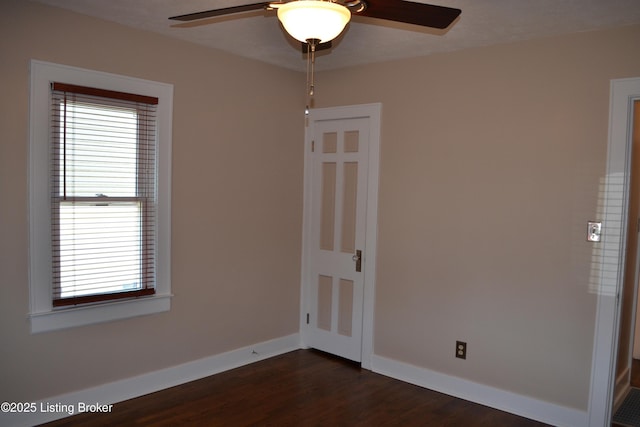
29 294 172 334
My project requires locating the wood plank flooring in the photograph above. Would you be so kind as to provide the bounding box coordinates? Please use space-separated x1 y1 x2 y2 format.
41 349 550 426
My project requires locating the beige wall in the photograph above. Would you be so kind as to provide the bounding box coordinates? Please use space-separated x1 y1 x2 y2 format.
0 0 304 401
314 25 640 410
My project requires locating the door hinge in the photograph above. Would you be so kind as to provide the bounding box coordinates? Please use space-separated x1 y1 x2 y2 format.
311 140 315 152
306 313 310 324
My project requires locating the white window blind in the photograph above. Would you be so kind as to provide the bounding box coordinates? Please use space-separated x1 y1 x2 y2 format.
50 83 158 307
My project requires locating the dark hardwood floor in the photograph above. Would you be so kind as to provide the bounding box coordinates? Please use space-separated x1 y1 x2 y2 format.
41 349 550 426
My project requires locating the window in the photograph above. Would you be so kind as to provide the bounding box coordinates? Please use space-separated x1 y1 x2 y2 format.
29 61 173 333
51 83 158 306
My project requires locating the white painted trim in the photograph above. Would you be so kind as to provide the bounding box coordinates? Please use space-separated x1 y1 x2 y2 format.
361 104 381 370
588 77 640 427
28 60 173 333
299 103 381 369
371 355 588 427
29 294 172 333
0 334 301 427
299 113 314 348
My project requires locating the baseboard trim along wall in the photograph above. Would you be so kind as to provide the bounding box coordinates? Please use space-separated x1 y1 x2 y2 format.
370 354 588 427
3 339 591 427
0 334 300 427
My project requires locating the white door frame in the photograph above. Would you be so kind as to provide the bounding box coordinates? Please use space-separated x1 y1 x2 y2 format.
589 77 640 426
300 103 381 369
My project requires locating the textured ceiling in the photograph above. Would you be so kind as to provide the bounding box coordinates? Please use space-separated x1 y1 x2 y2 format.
33 0 640 72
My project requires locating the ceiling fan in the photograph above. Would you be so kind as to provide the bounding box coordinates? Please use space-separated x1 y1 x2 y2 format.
170 0 461 100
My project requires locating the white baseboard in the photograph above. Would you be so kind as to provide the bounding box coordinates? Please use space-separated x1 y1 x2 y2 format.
370 354 588 427
0 333 300 427
3 340 591 427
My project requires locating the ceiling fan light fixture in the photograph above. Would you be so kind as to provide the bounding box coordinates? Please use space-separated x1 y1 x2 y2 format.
277 1 351 44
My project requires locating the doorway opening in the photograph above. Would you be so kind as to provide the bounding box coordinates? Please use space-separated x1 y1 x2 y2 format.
613 100 640 409
300 103 381 369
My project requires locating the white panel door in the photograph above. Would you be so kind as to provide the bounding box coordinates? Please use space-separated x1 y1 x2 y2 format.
305 114 371 362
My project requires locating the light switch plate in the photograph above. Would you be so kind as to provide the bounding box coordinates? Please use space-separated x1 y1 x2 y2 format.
587 221 602 242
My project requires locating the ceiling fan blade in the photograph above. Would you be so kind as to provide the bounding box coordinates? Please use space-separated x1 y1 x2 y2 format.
357 0 461 29
169 2 272 21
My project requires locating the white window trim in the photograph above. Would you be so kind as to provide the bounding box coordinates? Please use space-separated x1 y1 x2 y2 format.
28 60 173 333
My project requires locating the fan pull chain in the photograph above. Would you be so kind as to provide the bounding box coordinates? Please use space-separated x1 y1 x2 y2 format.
309 40 316 96
305 42 310 116
305 38 320 111
305 41 311 100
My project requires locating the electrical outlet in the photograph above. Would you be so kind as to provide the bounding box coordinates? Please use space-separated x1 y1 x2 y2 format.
456 341 467 359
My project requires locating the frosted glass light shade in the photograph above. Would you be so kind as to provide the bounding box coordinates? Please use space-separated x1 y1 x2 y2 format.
277 1 351 43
